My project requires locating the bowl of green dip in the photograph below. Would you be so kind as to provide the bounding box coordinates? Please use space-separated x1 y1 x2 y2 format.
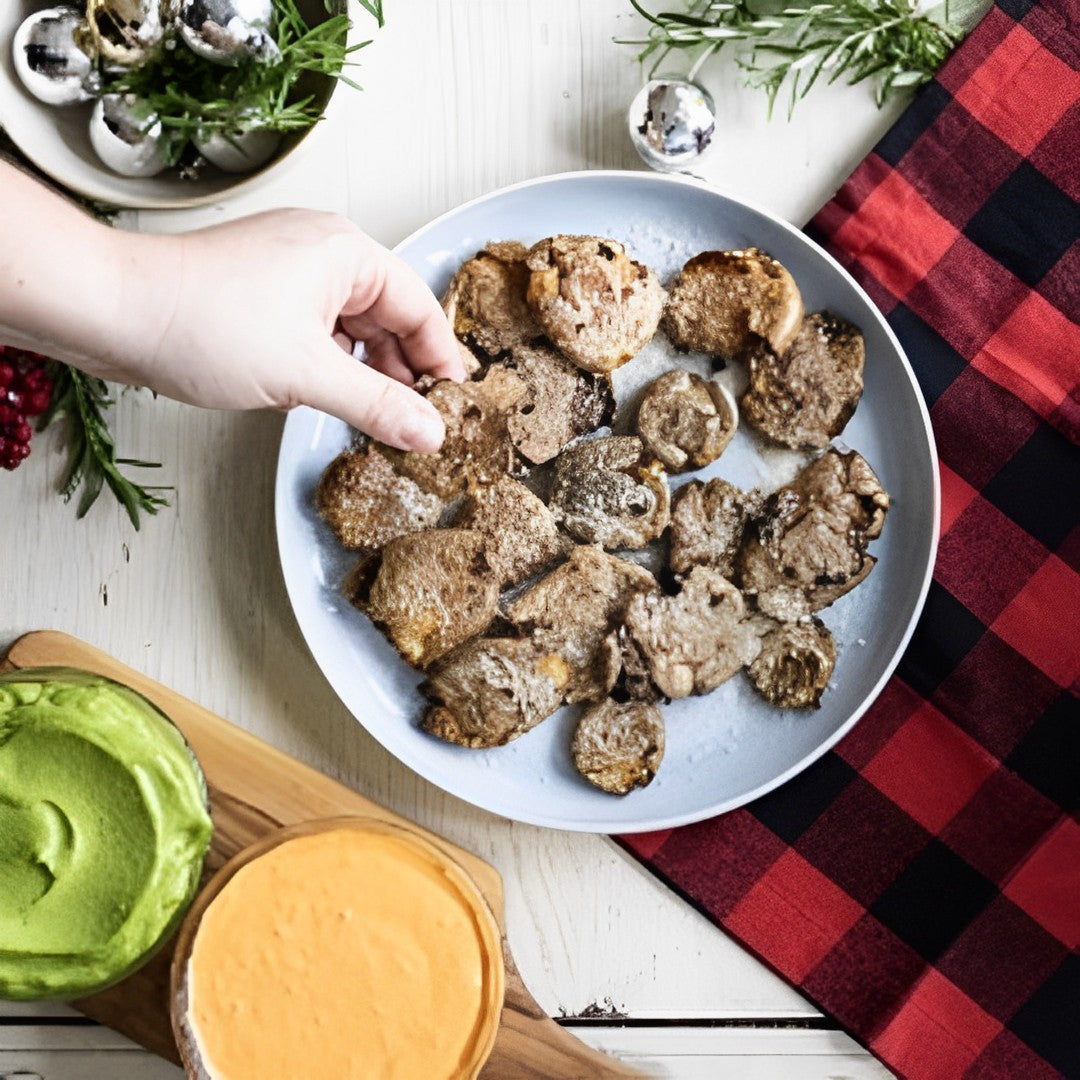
0 667 213 1000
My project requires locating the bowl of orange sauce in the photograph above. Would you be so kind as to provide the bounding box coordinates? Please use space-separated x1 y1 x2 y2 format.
170 817 505 1080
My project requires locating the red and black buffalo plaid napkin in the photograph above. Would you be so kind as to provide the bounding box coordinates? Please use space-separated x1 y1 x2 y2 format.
620 1 1080 1076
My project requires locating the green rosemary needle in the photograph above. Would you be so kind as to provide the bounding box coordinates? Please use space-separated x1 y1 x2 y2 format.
351 0 385 27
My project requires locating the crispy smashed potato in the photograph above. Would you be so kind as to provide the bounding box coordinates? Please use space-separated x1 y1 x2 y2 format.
345 528 499 669
636 369 737 473
525 235 663 373
663 248 803 361
549 435 670 550
572 698 665 795
421 638 570 748
315 444 442 553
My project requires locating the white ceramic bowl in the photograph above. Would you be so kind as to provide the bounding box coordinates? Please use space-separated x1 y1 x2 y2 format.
276 170 940 834
0 0 343 209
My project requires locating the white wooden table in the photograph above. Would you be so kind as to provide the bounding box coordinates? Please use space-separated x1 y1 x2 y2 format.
0 2 918 1075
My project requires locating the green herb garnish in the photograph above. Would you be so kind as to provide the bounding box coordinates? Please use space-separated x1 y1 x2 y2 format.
621 0 969 116
38 367 170 529
100 0 370 162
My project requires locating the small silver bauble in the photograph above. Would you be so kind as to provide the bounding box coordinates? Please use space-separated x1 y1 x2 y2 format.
628 78 717 173
83 0 168 67
176 0 280 66
193 123 280 172
88 93 171 177
11 7 94 106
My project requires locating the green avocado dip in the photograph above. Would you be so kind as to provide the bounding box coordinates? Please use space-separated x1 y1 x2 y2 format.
0 668 213 1000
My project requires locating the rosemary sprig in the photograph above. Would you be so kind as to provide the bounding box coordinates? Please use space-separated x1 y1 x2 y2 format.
37 367 170 530
622 0 966 116
101 0 369 161
347 0 385 27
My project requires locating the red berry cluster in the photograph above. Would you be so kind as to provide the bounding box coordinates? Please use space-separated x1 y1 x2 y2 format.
0 346 54 471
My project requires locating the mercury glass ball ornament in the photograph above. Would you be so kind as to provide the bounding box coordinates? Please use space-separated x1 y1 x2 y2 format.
88 93 171 177
193 123 280 172
628 78 717 173
176 0 280 66
12 7 94 106
83 0 169 67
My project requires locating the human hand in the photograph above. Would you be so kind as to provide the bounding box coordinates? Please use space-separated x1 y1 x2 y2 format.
109 209 465 452
1 161 463 451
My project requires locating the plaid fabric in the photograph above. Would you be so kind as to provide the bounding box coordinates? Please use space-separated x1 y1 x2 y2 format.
619 1 1080 1077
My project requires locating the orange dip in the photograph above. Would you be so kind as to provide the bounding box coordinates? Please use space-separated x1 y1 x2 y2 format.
182 822 504 1080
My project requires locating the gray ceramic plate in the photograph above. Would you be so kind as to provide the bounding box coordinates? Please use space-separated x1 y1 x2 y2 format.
275 171 939 833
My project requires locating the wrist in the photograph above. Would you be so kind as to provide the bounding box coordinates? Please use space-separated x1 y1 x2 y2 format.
105 228 185 381
46 222 185 389
0 160 182 383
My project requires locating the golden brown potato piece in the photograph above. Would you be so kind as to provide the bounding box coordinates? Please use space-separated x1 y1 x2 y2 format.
344 528 498 669
501 343 615 466
525 235 664 373
741 312 864 450
737 449 889 622
454 475 567 587
383 366 527 499
620 566 761 700
315 444 443 553
662 248 803 362
668 477 763 578
572 698 665 795
636 369 737 472
549 435 670 550
504 545 658 703
420 638 570 748
441 241 541 361
747 617 836 709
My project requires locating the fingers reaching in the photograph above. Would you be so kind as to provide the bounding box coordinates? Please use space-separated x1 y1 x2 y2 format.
355 328 415 386
303 340 446 453
339 244 466 384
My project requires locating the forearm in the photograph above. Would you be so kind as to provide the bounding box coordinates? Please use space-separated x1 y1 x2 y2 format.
0 160 173 377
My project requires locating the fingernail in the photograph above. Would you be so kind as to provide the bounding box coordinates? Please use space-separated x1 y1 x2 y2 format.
401 404 445 454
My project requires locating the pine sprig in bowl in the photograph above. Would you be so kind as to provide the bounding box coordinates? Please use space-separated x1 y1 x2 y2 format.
100 0 368 168
0 0 384 209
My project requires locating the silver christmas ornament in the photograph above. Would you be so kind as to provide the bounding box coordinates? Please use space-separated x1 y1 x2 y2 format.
83 0 168 67
11 7 94 106
176 0 280 66
193 122 280 172
628 79 717 173
89 93 171 177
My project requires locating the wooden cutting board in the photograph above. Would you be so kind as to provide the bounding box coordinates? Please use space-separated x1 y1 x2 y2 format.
2 631 642 1079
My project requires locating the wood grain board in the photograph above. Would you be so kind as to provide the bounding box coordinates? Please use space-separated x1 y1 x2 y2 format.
2 631 642 1079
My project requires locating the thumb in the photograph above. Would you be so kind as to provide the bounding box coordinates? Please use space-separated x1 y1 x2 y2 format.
302 339 446 453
